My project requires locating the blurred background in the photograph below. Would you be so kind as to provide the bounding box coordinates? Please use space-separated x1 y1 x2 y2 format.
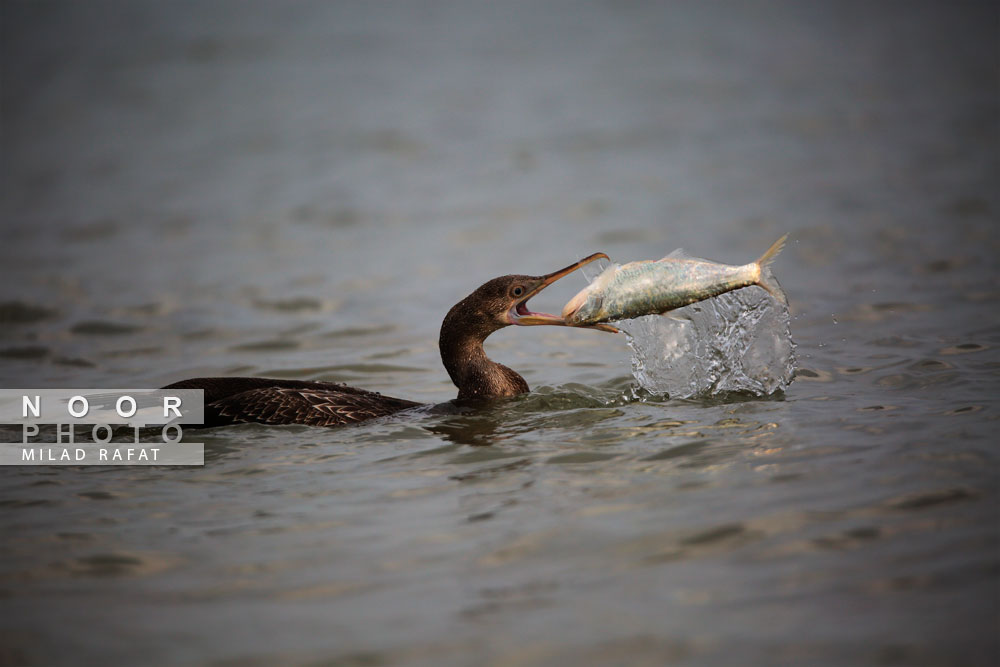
1 1 997 665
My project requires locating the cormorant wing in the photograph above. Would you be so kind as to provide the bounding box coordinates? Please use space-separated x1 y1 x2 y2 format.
208 386 420 428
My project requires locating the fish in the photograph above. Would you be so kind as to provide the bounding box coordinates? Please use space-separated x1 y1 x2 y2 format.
561 235 788 325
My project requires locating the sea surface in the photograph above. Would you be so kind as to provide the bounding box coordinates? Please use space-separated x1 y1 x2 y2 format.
1 2 997 665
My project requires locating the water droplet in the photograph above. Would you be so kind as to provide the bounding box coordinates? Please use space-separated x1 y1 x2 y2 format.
620 289 795 398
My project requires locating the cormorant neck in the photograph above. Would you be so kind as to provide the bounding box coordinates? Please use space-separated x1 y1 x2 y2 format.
439 305 529 401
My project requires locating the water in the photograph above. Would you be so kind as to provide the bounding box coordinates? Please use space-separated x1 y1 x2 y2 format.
1 1 998 665
622 286 796 398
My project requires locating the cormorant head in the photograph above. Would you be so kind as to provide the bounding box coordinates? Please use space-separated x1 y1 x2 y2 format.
443 253 619 342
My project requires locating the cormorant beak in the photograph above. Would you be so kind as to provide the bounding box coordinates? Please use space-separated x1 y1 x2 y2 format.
508 253 619 333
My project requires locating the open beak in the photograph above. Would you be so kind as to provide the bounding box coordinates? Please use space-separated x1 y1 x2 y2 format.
508 253 619 333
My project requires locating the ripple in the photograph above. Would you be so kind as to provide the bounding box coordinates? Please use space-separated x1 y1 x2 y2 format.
61 552 178 578
515 385 615 411
812 526 881 550
0 301 55 324
519 408 624 432
636 522 761 564
795 368 834 382
877 369 962 389
871 335 923 348
546 451 618 464
908 358 952 372
448 454 531 482
920 256 969 273
230 339 300 351
322 324 396 338
252 297 325 312
255 365 350 379
77 491 119 501
324 363 426 374
0 345 49 360
643 440 710 461
885 488 979 511
0 498 59 508
101 346 164 358
71 320 143 335
120 302 165 316
277 581 371 600
74 554 142 575
53 356 96 367
680 523 747 546
875 374 915 389
561 637 695 664
838 366 873 375
942 405 983 415
939 343 989 355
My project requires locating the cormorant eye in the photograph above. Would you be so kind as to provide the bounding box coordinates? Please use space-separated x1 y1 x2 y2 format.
511 286 524 298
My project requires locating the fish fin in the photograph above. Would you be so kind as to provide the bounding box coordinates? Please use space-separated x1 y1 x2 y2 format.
756 234 789 306
757 234 788 268
659 310 690 323
664 248 709 262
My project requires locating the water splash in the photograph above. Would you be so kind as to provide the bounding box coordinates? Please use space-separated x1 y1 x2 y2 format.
618 287 796 398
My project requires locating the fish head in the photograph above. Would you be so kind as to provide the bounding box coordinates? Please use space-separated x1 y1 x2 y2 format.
561 286 603 325
561 263 618 325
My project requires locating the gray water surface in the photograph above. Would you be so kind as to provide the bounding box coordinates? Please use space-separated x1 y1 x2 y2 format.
1 2 998 665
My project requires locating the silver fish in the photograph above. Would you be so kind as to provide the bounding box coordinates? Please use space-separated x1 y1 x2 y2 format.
562 235 788 325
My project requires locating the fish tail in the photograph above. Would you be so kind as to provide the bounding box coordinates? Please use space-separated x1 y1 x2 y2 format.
757 234 787 268
755 234 788 306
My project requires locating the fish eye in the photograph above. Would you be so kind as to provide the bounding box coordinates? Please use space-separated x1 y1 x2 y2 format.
511 285 525 298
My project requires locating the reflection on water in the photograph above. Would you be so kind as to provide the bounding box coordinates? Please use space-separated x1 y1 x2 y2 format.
1 0 998 665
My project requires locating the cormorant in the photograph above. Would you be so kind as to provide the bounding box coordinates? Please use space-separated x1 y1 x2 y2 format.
165 254 616 427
